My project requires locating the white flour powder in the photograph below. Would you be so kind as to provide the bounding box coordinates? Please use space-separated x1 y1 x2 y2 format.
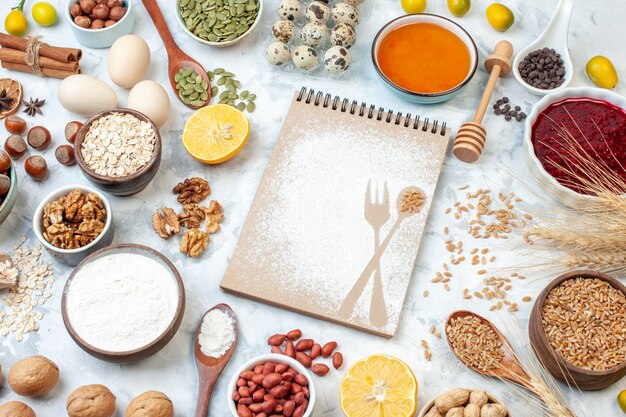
66 253 179 352
198 309 235 358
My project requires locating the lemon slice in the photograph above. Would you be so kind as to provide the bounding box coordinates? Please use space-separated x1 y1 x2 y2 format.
340 354 418 417
182 104 250 164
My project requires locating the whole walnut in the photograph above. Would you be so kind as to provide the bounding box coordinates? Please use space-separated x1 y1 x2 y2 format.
0 401 36 417
67 384 116 417
126 391 173 417
8 356 59 397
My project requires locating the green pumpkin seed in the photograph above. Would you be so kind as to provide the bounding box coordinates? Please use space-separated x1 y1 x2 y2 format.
211 86 219 97
219 98 228 104
236 102 246 111
201 91 209 100
247 94 256 101
219 91 230 100
191 100 205 107
189 92 200 100
246 102 255 113
239 90 249 99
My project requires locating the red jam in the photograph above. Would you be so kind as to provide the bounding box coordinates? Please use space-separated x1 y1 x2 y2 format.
531 97 626 195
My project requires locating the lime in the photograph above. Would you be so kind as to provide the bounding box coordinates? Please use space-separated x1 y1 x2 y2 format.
401 0 427 14
586 55 618 89
32 2 58 27
448 0 471 17
486 3 514 32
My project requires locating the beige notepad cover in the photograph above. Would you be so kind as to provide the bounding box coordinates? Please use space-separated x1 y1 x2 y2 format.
221 89 450 337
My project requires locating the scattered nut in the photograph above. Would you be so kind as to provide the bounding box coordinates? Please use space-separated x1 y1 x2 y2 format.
24 156 47 181
125 391 173 417
332 352 343 369
55 145 76 166
5 115 26 135
179 228 209 257
311 363 329 376
173 177 210 204
67 384 116 417
0 401 36 417
152 208 180 239
8 355 59 397
4 134 27 159
0 150 11 172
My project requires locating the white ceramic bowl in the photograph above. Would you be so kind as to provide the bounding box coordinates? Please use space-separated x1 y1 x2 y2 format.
174 0 263 47
33 184 114 266
417 388 512 417
523 87 626 208
227 354 316 417
65 0 135 49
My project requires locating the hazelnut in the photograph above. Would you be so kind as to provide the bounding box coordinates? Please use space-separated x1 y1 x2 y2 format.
74 15 91 28
0 174 10 196
91 19 105 29
24 156 47 182
79 0 96 14
0 150 11 172
91 4 110 19
126 391 173 417
4 134 27 159
104 20 116 27
108 6 126 21
4 115 26 135
55 145 76 166
106 0 123 8
0 401 36 417
67 384 116 417
64 121 83 144
8 355 59 397
70 3 83 18
26 126 51 151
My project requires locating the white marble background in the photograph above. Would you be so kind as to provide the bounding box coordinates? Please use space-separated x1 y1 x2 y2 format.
1 0 625 415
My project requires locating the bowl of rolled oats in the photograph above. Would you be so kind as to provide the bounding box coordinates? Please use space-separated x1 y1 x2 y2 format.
33 185 114 266
529 270 626 391
74 109 162 196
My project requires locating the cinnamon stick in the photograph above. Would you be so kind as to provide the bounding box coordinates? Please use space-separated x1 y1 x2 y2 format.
1 61 80 79
0 33 82 63
0 48 79 71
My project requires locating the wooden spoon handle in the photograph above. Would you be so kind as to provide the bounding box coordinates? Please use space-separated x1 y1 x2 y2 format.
194 367 219 417
141 0 181 56
473 66 502 124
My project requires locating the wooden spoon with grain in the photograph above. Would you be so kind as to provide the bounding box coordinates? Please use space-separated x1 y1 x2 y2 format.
141 0 212 109
194 303 238 417
445 310 533 390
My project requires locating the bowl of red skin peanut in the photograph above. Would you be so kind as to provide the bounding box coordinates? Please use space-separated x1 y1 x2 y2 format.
227 353 316 417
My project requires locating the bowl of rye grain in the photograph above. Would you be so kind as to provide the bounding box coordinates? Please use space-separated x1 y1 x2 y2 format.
529 270 626 390
74 109 162 197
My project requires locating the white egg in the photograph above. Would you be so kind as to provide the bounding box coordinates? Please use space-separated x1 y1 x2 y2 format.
108 35 151 89
127 80 170 128
58 75 118 116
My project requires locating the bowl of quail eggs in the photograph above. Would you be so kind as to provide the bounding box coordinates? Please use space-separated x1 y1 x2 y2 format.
264 0 364 75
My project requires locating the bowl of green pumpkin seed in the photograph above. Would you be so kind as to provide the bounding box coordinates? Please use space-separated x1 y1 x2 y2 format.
175 0 263 47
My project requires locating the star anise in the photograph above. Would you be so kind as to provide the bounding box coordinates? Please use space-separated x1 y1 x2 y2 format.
22 97 45 117
0 90 14 112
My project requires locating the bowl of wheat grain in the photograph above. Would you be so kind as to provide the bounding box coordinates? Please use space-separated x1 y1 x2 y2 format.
529 270 626 390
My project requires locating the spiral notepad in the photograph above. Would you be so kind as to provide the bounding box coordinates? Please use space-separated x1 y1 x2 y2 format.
221 88 450 337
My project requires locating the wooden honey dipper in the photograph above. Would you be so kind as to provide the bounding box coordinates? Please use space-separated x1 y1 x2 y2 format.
453 40 514 163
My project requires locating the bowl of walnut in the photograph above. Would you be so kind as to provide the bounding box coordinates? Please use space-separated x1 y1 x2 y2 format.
74 109 162 197
33 185 114 266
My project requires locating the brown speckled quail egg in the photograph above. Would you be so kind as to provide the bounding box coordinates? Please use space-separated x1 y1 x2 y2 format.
324 46 351 73
292 45 319 70
278 0 301 21
330 23 356 48
272 20 295 43
300 21 329 47
344 0 364 6
265 42 291 66
305 1 330 22
331 3 359 26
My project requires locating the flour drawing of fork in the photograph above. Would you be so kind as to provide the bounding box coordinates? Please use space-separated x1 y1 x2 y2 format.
338 180 390 326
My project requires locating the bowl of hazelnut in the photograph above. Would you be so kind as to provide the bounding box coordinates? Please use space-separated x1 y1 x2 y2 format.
66 0 134 49
33 184 114 266
0 150 17 226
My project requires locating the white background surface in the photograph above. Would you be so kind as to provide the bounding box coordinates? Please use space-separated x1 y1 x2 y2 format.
1 0 625 416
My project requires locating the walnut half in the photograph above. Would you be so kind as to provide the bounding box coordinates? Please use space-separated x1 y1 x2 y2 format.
173 177 210 204
152 208 180 239
179 228 209 257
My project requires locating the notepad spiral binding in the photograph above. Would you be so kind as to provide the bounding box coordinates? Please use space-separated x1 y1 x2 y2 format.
296 87 447 135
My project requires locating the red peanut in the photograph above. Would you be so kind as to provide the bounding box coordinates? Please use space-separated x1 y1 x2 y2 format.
237 404 252 417
285 341 296 358
321 341 337 358
262 373 282 389
240 370 255 380
276 363 289 373
283 400 296 417
311 363 330 376
286 329 302 340
268 334 286 346
310 343 321 359
333 352 344 369
295 352 312 368
269 385 289 399
263 362 277 375
294 374 308 386
271 345 283 354
294 339 314 352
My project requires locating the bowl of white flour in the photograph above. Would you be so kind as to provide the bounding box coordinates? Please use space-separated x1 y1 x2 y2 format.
62 243 185 362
